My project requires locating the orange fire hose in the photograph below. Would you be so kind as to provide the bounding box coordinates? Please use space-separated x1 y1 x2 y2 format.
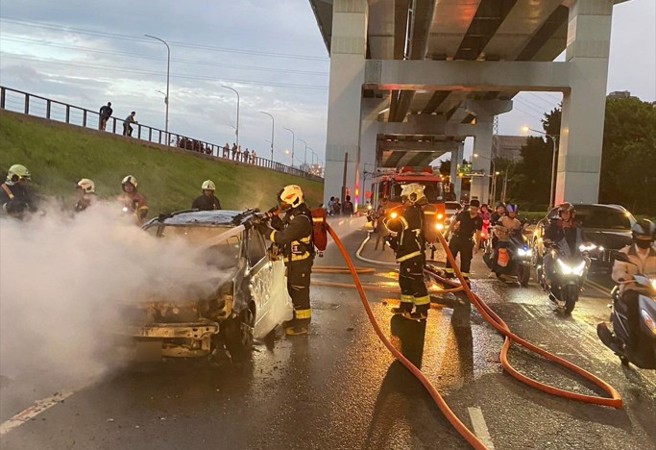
325 224 622 449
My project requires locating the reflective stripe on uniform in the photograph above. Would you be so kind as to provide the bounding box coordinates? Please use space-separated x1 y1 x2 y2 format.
399 216 409 229
270 230 277 242
1 184 14 200
414 295 430 306
397 251 422 262
294 309 312 319
400 294 414 304
444 268 455 273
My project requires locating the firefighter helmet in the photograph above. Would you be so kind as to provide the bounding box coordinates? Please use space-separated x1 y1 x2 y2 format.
7 164 31 182
201 180 216 191
278 184 304 208
400 183 426 204
77 178 95 194
121 175 138 189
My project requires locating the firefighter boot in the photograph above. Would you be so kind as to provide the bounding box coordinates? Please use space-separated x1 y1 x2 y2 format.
391 296 414 315
286 319 309 336
404 304 429 321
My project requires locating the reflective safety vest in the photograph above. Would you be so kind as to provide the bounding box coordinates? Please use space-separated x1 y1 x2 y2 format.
384 204 425 262
270 206 314 263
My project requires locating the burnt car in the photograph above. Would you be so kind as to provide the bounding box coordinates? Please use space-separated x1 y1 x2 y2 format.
119 210 292 361
531 204 636 269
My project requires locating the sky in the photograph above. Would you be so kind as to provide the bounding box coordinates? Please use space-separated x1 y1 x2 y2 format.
0 0 654 166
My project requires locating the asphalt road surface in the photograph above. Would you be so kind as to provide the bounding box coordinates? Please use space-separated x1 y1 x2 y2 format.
1 217 654 450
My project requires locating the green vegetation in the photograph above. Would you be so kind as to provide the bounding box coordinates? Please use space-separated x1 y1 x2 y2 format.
0 112 323 215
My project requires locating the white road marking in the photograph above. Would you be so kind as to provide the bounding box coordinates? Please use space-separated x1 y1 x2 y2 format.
584 280 611 296
467 406 495 449
0 391 74 436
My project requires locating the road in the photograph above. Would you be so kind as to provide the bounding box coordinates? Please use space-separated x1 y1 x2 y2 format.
1 217 655 449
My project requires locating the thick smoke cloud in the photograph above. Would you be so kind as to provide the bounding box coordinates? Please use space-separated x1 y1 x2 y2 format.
0 202 229 381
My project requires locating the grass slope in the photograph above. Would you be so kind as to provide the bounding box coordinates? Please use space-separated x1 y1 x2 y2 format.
0 111 323 215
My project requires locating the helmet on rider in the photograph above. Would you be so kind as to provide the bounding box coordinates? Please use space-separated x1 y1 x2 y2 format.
277 184 304 209
7 164 31 183
632 219 655 250
506 204 518 217
201 180 216 191
77 178 95 194
400 183 426 204
121 175 138 192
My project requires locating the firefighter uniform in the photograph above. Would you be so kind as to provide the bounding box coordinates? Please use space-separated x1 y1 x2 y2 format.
265 203 314 331
385 203 430 317
445 207 483 278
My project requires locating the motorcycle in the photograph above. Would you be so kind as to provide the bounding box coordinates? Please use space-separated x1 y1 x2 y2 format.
537 241 594 314
484 229 532 287
597 252 656 368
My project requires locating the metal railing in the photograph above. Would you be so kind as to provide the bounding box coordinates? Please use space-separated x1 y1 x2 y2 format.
0 86 323 181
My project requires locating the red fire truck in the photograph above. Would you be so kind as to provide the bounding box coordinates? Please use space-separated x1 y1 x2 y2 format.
372 167 447 242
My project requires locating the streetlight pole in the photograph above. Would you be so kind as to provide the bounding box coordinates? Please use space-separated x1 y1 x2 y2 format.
523 127 558 207
144 34 170 137
283 127 295 167
298 139 308 168
260 111 274 162
222 85 240 149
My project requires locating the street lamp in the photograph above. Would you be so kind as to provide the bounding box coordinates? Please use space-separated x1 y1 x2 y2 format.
144 34 170 136
298 138 309 168
260 111 274 162
523 126 558 207
283 127 295 167
308 148 317 165
222 85 240 149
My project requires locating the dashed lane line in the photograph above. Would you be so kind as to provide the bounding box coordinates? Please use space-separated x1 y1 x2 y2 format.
467 407 495 449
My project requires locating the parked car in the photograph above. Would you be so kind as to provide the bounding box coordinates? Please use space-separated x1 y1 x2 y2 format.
118 210 292 361
531 204 636 269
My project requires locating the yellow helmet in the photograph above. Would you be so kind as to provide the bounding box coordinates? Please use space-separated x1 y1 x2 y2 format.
201 180 216 191
77 178 95 193
7 164 31 182
121 175 138 189
278 184 304 207
400 183 425 204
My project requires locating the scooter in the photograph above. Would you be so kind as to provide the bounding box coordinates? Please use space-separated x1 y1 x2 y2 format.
484 231 532 287
537 242 593 314
597 253 656 368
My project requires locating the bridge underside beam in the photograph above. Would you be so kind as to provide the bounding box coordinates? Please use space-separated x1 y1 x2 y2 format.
364 60 570 92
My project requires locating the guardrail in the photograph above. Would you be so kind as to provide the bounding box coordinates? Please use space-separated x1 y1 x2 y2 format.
0 86 323 182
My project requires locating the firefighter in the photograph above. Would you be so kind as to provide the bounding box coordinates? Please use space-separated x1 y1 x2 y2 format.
119 175 149 225
445 199 483 281
1 164 37 218
383 183 430 320
191 180 222 210
256 185 314 336
74 178 97 212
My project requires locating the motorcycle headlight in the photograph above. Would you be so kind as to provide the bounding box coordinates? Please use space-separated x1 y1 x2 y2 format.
557 259 585 276
641 309 656 335
436 223 444 231
390 212 398 219
578 244 597 252
367 204 372 210
572 261 587 276
517 247 532 257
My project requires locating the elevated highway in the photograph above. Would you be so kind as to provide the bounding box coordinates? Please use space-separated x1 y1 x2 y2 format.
310 0 631 205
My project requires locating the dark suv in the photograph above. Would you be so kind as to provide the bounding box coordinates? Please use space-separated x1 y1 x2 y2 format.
531 204 636 268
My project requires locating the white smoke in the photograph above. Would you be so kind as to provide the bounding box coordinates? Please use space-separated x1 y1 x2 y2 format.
0 202 230 381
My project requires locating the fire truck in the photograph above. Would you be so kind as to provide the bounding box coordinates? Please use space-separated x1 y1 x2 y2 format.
371 166 447 243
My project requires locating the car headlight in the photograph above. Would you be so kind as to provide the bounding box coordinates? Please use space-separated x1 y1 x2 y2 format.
436 223 444 231
437 213 444 220
557 259 586 276
517 247 532 257
390 212 398 219
578 244 597 252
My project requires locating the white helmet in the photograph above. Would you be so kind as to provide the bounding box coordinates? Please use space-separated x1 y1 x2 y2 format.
201 180 216 191
7 164 31 183
278 184 304 208
400 183 425 204
77 178 95 193
121 175 138 189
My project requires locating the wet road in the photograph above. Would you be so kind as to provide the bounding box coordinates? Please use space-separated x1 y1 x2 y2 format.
1 217 655 449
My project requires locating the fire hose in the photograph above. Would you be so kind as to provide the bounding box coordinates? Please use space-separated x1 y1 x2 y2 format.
323 224 622 450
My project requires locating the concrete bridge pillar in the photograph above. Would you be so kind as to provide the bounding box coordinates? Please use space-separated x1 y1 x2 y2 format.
451 142 464 201
470 117 494 204
556 0 613 205
323 0 368 205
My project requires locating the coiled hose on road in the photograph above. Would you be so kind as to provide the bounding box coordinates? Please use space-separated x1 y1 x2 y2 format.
323 224 622 450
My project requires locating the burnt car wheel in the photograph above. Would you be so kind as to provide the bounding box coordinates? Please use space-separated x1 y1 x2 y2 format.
224 305 255 362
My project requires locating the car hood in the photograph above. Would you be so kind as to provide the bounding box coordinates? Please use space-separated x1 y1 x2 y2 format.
584 229 632 250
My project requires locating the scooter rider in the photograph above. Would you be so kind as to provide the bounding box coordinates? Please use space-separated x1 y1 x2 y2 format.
74 178 97 212
490 202 506 226
598 219 656 350
191 180 222 211
1 164 37 218
541 202 586 289
445 199 483 282
383 183 431 320
119 175 149 225
256 185 314 336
